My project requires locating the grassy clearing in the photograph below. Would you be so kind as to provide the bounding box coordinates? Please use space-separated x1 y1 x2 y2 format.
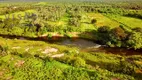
105 14 142 29
87 13 120 28
45 12 96 33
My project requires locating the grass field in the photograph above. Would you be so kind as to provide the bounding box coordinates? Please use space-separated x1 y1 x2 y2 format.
55 13 120 32
87 13 120 29
105 14 142 29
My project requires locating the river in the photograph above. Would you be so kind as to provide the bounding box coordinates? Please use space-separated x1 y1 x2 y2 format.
0 34 141 56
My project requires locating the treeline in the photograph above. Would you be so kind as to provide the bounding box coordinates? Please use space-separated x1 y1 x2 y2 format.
1 2 142 18
0 3 34 15
98 8 142 19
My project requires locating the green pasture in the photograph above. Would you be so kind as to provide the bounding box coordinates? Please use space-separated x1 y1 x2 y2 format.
87 13 120 29
105 14 142 29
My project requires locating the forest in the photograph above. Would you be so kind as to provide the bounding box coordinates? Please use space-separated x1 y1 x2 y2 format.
0 0 142 80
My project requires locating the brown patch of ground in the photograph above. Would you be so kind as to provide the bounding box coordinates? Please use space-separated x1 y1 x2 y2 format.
15 60 25 67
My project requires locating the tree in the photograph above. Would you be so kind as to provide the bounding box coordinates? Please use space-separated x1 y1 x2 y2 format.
98 26 110 33
91 18 97 24
3 18 20 31
111 27 127 40
133 27 142 32
96 26 111 44
68 18 80 27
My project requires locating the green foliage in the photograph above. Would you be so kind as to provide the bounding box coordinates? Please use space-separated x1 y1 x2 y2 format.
98 26 110 33
127 32 142 49
3 18 20 28
95 26 142 48
68 18 81 27
79 52 141 79
0 1 142 79
10 27 24 36
110 27 127 40
71 57 86 68
0 45 10 55
96 26 111 44
0 36 140 80
132 27 142 32
91 18 97 24
47 33 53 38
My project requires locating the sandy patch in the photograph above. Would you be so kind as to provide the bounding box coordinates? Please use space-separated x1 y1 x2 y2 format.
12 46 21 49
15 60 25 67
42 47 58 54
51 53 64 58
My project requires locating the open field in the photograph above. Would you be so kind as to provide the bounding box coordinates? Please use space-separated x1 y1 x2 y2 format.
105 14 142 29
87 13 120 28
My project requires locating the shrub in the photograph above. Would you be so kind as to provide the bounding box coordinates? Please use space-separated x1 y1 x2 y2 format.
132 27 142 32
68 18 80 27
47 33 53 38
110 27 127 40
0 45 9 55
91 19 97 24
127 32 142 49
98 26 110 33
71 57 86 68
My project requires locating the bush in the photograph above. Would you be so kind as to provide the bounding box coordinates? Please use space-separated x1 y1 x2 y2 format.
110 27 127 40
68 18 80 27
0 45 10 55
133 27 142 32
45 24 55 32
96 26 111 44
98 26 110 33
127 32 142 49
91 19 97 24
47 33 53 38
71 57 86 68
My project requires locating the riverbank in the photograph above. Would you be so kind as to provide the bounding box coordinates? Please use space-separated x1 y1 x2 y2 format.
0 31 96 41
39 32 96 40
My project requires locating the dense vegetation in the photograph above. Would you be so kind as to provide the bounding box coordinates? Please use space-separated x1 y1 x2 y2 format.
0 1 142 80
0 37 142 80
